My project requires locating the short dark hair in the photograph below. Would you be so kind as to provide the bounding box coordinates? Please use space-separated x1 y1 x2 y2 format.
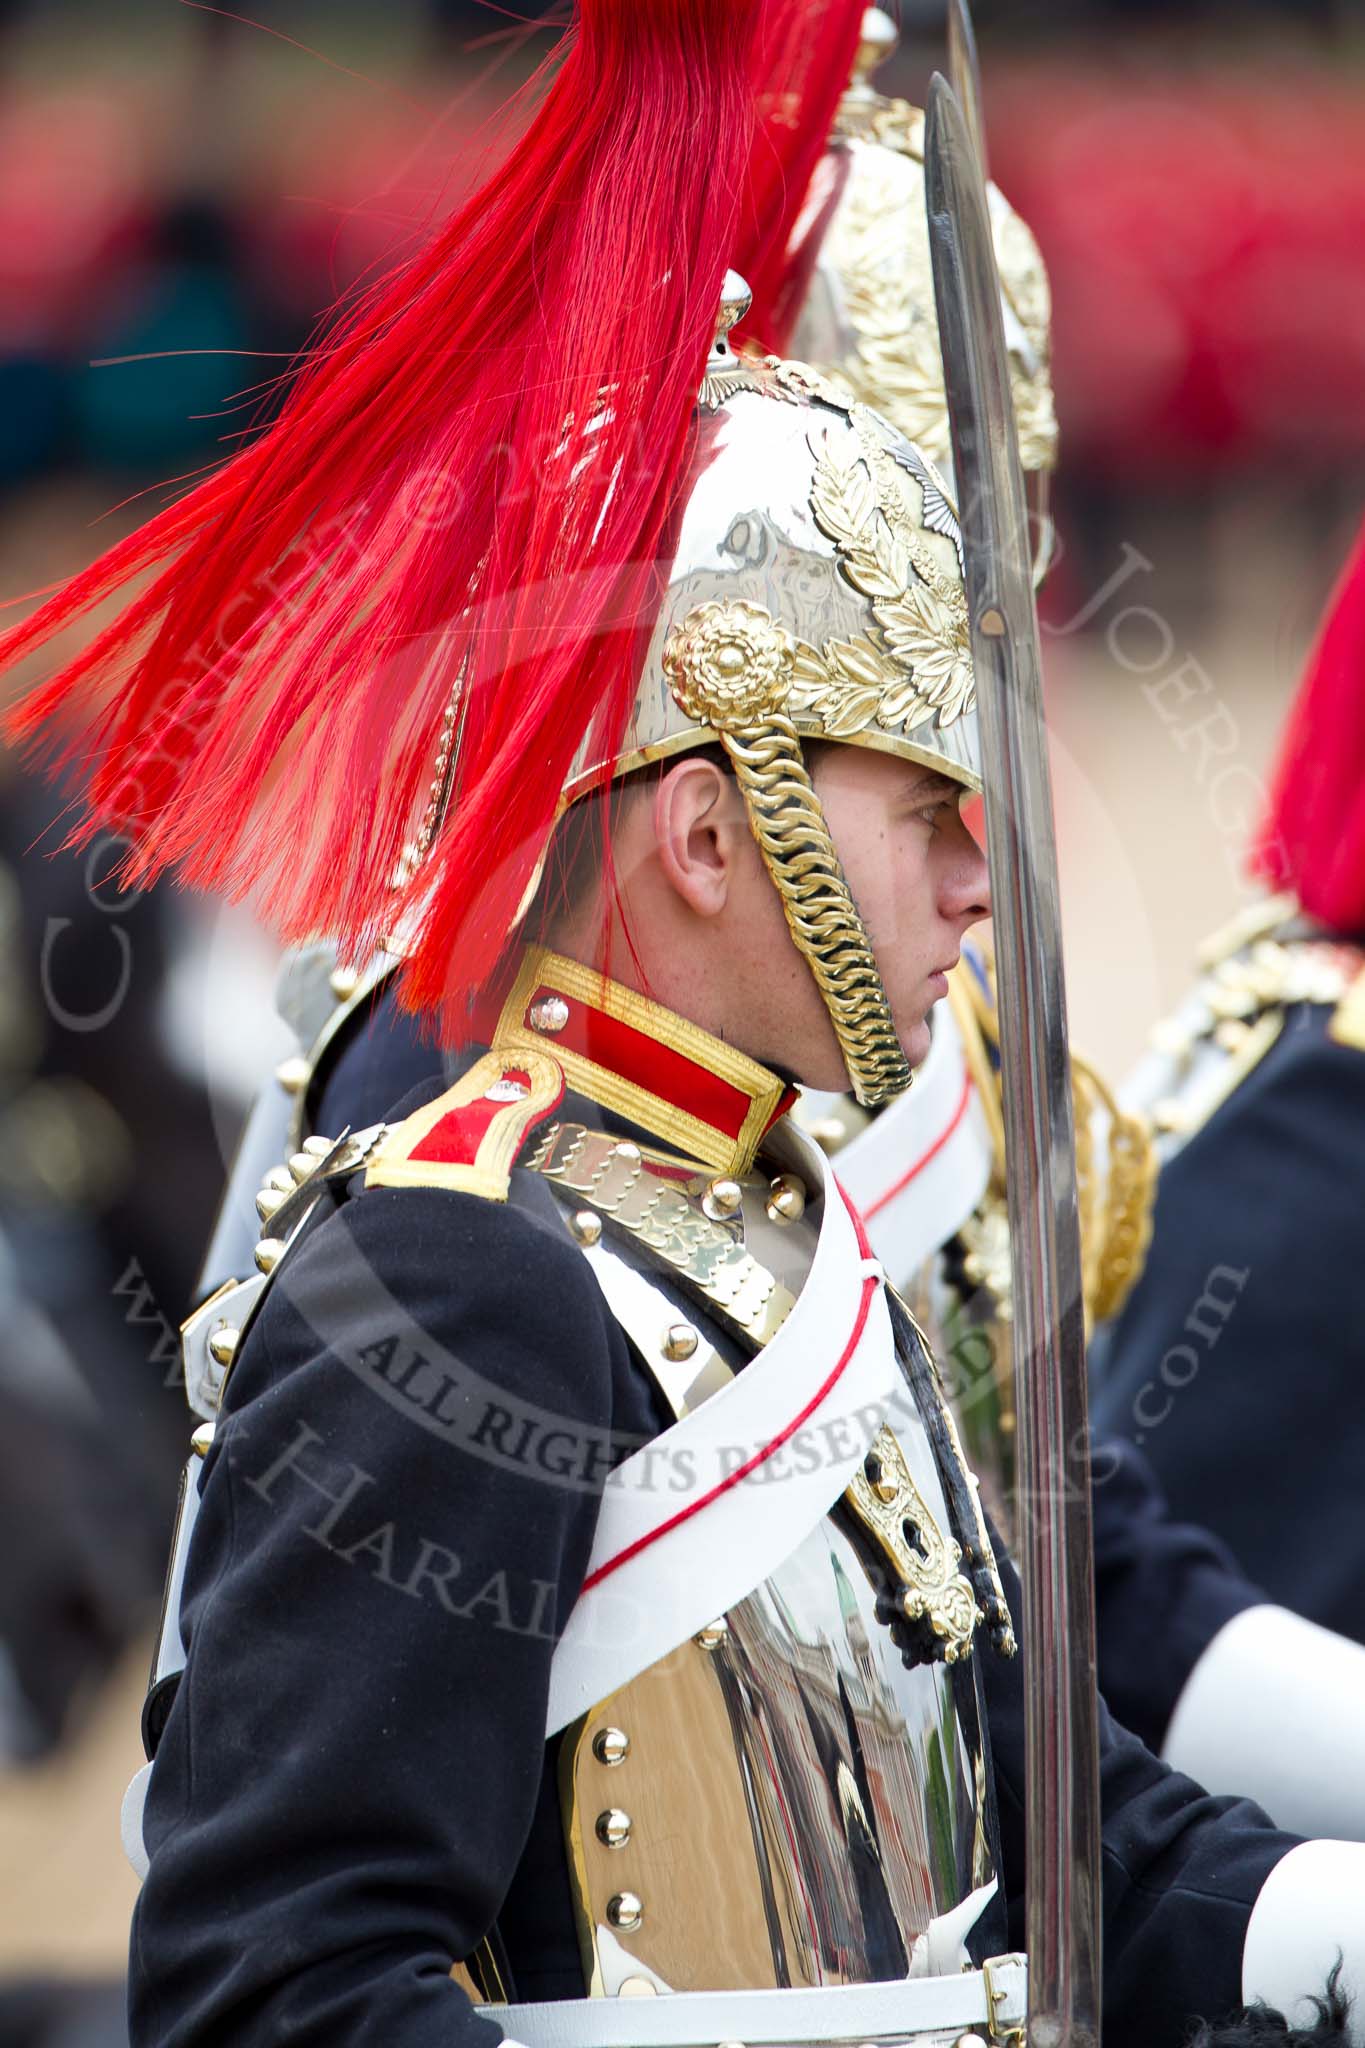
528 744 733 936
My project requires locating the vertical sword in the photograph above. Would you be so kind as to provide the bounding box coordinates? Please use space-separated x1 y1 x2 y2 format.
924 73 1103 2048
946 0 989 179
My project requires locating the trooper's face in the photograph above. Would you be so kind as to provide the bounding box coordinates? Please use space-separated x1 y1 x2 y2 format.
810 745 991 1076
563 744 990 1095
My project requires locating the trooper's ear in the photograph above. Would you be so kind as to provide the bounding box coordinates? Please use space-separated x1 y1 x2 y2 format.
652 755 744 918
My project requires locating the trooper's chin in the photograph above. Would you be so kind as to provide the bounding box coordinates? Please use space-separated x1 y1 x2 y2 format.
900 1014 933 1072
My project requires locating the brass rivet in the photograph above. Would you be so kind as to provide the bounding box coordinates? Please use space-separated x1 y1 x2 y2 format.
568 1209 602 1247
979 606 1006 637
613 1140 642 1164
275 1055 310 1096
207 1325 239 1368
592 1726 630 1766
765 1173 806 1224
265 1164 295 1195
303 1134 333 1158
694 1617 729 1650
595 1807 632 1848
329 965 360 1001
254 1237 286 1275
702 1177 743 1222
606 1891 643 1933
617 1977 658 1998
255 1186 288 1223
190 1423 215 1457
529 994 570 1035
662 1322 699 1363
288 1151 317 1184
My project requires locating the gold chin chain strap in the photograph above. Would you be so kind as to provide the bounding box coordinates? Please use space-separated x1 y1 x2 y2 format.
723 711 913 1107
662 599 913 1109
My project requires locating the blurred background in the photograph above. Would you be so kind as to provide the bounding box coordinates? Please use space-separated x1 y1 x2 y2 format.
0 1 1359 2042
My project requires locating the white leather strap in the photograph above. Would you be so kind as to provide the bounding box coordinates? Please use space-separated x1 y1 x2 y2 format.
488 1957 1028 2047
1165 1604 1365 1842
827 1000 993 1289
121 1762 153 1880
1242 1839 1365 2032
547 1129 895 1735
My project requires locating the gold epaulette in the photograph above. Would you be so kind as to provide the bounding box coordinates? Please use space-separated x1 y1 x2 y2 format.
1147 911 1365 1144
1194 889 1299 971
364 1051 565 1203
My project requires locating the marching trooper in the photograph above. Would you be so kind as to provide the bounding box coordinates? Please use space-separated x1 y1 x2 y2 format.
1095 516 1365 1652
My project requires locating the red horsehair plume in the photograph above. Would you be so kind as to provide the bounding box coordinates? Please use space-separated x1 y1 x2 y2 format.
1254 517 1365 933
738 0 869 355
1 0 763 1039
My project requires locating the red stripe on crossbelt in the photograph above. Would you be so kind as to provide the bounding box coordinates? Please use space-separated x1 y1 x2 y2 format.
530 982 780 1144
581 1268 881 1593
862 1066 973 1222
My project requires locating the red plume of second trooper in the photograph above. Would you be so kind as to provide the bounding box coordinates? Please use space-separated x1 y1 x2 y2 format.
739 0 867 353
1 0 762 1036
1254 517 1365 935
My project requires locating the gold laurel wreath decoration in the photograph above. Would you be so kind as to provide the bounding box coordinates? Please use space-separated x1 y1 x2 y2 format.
796 422 974 743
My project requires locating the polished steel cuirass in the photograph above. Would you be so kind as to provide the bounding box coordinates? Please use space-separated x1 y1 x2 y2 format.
562 1471 998 2000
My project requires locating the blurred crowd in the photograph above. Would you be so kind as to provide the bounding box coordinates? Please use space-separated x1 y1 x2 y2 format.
0 2 1360 2045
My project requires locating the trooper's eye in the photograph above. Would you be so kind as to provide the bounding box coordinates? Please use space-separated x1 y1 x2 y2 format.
916 794 960 830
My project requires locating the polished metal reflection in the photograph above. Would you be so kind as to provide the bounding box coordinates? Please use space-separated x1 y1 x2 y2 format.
576 1507 998 1996
565 364 981 804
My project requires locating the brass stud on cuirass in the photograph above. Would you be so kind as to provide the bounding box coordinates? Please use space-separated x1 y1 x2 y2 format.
662 1323 699 1362
568 1210 603 1247
606 1891 643 1933
694 1617 729 1650
207 1325 239 1368
702 1177 742 1222
592 1726 630 1766
765 1173 806 1224
595 1808 632 1848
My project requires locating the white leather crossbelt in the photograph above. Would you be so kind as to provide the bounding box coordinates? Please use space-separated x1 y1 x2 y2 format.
487 1959 1028 2047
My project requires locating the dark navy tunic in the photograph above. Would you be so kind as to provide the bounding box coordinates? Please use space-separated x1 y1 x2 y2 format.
315 985 1265 1756
129 1004 1298 2048
1094 996 1365 1646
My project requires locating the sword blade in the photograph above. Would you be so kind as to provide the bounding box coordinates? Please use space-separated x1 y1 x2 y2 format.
946 0 989 178
924 72 1102 2048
